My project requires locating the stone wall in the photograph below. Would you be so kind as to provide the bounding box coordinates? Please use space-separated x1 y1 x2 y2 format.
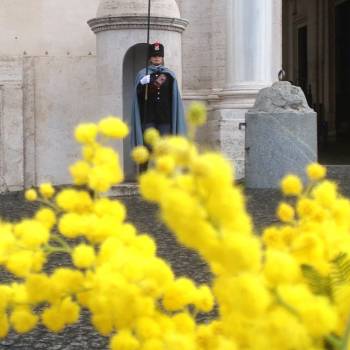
32 56 98 185
0 0 99 189
176 0 213 91
0 0 98 57
0 58 24 192
176 0 226 98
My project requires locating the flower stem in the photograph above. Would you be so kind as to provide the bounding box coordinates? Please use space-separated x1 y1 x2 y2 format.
50 234 71 251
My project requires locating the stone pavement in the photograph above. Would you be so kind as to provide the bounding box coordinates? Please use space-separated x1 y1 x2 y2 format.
0 165 349 349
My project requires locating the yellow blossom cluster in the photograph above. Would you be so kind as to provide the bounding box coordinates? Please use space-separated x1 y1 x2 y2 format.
0 114 215 350
1 107 350 350
70 116 127 192
137 104 350 349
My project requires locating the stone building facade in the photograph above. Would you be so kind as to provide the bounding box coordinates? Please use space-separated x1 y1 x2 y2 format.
0 0 284 191
0 0 99 191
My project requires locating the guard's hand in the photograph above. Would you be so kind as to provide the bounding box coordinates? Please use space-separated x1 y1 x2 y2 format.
140 75 151 85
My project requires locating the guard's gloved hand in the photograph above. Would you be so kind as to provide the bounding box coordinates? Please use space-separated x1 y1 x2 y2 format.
140 75 151 85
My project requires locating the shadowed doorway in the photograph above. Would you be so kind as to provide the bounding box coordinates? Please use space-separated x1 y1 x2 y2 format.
282 0 350 164
334 0 350 162
321 0 350 163
123 43 148 181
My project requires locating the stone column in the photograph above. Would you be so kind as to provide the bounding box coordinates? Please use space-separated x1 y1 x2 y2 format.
225 0 274 94
209 0 282 179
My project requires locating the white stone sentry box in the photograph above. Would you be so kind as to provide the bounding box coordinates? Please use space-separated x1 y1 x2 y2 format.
88 0 188 180
245 81 317 188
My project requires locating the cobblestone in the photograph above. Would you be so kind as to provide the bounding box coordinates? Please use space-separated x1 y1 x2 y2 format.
0 165 349 349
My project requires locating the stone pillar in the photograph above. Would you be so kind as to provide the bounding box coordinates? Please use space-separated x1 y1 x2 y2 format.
245 81 317 188
209 0 282 179
226 0 274 92
0 58 25 192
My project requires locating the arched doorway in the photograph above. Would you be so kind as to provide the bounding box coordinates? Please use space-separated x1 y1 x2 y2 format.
122 43 148 181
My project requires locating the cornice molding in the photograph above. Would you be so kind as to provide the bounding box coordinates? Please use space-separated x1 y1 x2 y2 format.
88 16 188 34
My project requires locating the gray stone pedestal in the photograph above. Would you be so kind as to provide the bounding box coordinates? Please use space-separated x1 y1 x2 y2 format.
245 81 317 188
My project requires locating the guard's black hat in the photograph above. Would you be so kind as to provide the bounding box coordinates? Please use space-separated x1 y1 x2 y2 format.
148 41 164 57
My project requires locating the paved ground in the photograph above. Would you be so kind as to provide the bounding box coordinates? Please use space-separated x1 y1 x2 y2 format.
0 165 349 349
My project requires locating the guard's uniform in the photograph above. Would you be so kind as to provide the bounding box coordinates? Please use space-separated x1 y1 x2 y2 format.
137 72 174 133
131 41 186 146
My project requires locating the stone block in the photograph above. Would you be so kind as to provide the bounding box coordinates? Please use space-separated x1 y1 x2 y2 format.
245 82 317 188
204 109 246 180
245 112 317 188
245 81 318 188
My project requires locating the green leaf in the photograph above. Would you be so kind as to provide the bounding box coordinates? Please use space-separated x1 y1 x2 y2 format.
301 264 333 299
331 253 350 286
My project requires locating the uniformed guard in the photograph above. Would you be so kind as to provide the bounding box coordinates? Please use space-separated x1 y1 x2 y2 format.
131 41 186 146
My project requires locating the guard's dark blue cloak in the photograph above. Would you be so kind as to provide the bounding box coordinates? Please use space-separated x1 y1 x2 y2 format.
131 65 187 146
